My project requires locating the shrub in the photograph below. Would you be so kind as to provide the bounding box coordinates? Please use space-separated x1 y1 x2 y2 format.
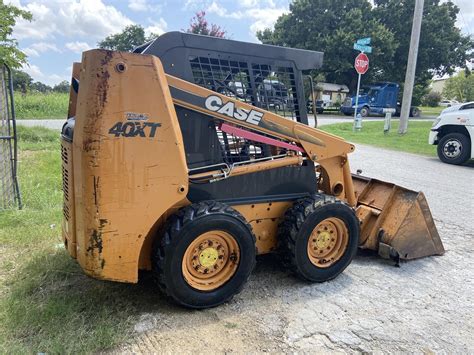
422 91 442 107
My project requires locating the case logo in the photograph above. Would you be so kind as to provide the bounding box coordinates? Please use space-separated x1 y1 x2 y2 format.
205 95 263 125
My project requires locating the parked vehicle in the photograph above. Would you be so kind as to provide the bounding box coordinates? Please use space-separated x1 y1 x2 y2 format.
341 82 420 117
439 99 459 107
429 102 474 165
307 99 342 114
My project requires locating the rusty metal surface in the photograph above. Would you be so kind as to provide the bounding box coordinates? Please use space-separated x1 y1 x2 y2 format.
67 50 189 283
353 174 445 260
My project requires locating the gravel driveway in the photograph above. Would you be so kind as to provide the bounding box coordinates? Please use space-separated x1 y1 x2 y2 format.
116 145 473 353
20 118 469 352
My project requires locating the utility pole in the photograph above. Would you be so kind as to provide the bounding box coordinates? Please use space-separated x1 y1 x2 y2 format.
399 0 424 134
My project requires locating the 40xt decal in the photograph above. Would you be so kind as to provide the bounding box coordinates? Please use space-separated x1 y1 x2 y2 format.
108 122 162 138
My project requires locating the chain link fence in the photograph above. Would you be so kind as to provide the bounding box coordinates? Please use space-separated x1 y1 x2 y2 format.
0 64 21 210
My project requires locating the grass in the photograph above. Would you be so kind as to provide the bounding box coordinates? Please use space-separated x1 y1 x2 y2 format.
320 120 436 156
0 126 171 353
419 106 443 117
14 92 68 119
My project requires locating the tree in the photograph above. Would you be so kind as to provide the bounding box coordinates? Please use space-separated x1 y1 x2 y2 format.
0 1 32 68
187 11 226 38
53 80 70 93
443 70 474 102
11 69 32 92
98 25 159 51
373 0 472 84
31 81 52 93
257 0 397 90
257 0 473 97
422 91 442 107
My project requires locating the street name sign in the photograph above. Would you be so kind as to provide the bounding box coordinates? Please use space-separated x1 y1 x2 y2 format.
353 43 372 53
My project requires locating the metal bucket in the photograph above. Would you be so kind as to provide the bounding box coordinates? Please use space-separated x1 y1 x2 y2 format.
353 175 445 261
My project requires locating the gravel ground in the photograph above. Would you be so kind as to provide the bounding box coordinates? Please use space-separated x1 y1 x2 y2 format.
115 145 473 354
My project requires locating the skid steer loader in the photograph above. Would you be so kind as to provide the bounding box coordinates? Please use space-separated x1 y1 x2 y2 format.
61 32 444 308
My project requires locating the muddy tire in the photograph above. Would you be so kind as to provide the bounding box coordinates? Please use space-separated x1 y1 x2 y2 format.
278 194 359 282
437 132 471 165
152 201 256 309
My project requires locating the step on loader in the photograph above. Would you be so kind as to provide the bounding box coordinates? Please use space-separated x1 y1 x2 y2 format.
61 32 444 308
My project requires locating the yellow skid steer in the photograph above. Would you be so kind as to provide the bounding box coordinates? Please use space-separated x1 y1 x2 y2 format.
61 32 444 308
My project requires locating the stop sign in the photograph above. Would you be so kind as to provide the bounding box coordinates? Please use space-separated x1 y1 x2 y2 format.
354 53 369 74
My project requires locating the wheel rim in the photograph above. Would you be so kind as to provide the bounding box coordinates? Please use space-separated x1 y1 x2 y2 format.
307 217 349 268
182 230 240 291
443 139 462 159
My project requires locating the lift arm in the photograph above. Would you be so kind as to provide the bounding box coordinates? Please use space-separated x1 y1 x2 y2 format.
166 74 357 205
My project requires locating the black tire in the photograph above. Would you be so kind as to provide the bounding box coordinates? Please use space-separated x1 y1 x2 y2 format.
279 194 359 282
410 107 420 117
152 201 256 309
437 132 471 165
359 106 369 117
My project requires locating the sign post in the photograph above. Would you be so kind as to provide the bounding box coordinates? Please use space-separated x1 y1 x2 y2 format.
352 37 371 131
353 52 369 130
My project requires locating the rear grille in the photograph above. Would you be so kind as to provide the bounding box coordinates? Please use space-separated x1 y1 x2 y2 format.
61 145 68 164
61 144 70 221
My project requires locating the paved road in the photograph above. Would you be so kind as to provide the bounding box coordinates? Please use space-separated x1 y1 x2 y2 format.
117 145 473 353
16 114 433 130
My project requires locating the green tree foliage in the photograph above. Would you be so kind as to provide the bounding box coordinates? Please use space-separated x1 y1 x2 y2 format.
98 25 159 51
187 11 227 38
31 81 52 93
422 91 442 107
0 0 32 68
443 70 474 102
12 69 53 93
12 68 33 92
257 0 473 97
53 80 70 93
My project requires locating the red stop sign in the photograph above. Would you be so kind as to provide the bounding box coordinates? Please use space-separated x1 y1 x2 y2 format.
354 53 369 74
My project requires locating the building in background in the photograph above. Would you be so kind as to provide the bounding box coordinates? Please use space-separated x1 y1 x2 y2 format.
315 82 350 105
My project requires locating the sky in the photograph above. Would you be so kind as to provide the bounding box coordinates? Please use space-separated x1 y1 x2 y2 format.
6 0 474 87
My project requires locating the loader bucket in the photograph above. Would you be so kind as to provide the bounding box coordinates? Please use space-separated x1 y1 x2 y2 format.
352 175 445 261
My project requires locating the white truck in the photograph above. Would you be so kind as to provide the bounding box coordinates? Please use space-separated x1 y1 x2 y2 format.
429 102 474 165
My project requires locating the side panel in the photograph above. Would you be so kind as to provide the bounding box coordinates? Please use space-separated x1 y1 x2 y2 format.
234 202 292 254
72 50 189 283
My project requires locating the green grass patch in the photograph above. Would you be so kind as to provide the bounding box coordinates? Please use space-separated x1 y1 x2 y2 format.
419 106 443 117
0 126 169 353
14 92 68 119
320 121 436 156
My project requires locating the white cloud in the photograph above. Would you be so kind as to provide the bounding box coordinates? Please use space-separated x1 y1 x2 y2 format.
23 48 40 57
206 1 287 38
21 63 44 79
183 0 210 11
248 8 288 34
450 0 474 34
21 63 68 86
22 41 61 57
65 41 92 53
128 0 161 12
207 1 244 19
145 18 168 37
11 0 134 40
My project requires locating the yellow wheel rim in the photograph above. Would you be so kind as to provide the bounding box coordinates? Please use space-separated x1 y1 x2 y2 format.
307 217 349 268
182 230 240 291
